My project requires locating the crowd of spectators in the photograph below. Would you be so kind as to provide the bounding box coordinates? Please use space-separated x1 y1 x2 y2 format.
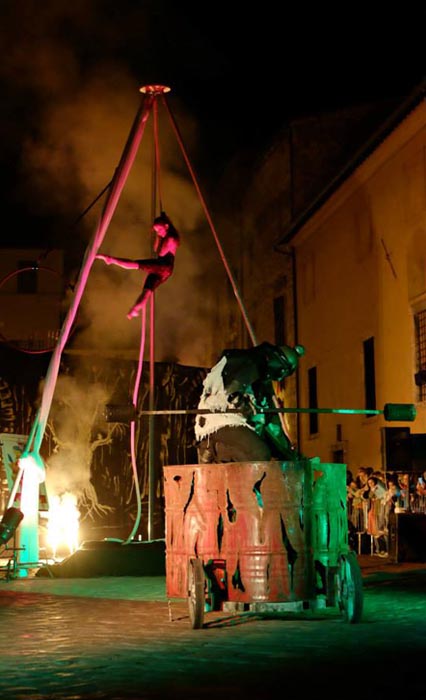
346 466 426 557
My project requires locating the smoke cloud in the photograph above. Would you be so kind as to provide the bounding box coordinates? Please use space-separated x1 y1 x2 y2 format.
43 373 110 498
0 3 236 524
0 1 230 369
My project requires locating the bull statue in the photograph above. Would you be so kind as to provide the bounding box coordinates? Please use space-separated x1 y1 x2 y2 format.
195 342 305 463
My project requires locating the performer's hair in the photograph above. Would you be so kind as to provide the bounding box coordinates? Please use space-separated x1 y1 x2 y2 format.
154 211 180 240
154 211 170 226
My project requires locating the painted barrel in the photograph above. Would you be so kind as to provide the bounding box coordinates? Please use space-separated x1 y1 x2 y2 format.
163 460 316 603
309 458 348 568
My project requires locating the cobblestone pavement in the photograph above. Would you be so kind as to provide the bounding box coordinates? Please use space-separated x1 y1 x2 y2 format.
0 557 426 700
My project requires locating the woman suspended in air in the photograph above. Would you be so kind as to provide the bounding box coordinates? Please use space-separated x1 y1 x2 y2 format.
96 211 180 319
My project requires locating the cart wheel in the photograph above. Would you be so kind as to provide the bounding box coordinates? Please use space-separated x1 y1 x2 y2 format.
188 557 205 629
336 551 363 624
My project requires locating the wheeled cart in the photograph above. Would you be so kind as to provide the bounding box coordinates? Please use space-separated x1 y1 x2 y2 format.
163 458 363 628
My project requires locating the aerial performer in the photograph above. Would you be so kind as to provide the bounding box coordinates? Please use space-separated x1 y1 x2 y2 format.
96 211 180 319
194 342 305 463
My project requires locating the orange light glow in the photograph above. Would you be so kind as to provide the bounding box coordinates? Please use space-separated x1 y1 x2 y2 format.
46 492 80 560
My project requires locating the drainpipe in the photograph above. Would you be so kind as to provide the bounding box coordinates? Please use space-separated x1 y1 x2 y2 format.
291 245 301 454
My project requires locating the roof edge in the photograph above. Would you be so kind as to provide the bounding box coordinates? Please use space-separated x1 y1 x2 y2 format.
274 77 426 250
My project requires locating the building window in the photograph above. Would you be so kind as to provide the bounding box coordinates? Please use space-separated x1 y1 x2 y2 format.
273 295 286 346
363 337 376 417
17 260 38 294
308 366 318 435
332 448 345 464
414 309 426 402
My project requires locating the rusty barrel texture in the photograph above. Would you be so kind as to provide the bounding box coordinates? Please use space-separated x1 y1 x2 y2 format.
309 458 348 568
164 460 318 603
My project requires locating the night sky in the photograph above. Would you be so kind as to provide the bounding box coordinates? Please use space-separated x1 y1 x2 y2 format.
0 1 425 254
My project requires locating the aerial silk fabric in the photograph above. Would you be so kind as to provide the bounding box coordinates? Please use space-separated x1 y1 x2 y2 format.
29 94 154 457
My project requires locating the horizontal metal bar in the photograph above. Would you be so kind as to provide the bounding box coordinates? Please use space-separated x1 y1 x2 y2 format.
138 407 383 416
107 402 415 423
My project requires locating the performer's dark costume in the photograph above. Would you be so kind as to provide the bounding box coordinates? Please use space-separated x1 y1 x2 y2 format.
195 342 305 463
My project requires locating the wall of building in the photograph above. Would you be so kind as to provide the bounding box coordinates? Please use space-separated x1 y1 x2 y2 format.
0 248 64 348
292 100 426 473
228 101 397 449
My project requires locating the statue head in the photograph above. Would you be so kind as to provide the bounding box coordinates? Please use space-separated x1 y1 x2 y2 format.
268 344 305 380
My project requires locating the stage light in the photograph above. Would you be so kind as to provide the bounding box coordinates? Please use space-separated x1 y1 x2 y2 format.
0 507 24 545
104 404 137 423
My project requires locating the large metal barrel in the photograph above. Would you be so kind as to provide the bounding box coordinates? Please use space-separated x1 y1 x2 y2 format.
308 458 348 568
163 460 316 603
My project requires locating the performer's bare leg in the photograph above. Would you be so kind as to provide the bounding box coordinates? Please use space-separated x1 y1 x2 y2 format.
127 288 152 319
